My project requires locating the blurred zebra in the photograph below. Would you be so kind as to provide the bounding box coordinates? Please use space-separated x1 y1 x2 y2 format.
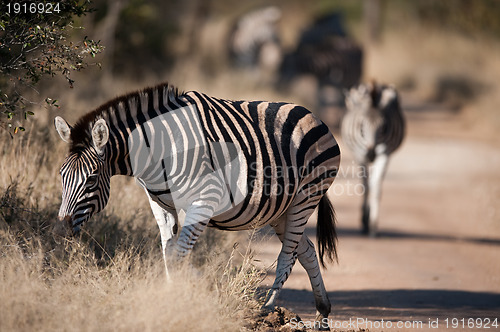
279 12 363 128
342 82 405 236
279 12 363 89
228 6 282 72
54 82 340 328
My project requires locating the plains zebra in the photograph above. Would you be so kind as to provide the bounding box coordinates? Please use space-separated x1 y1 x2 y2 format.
228 6 282 71
342 82 405 236
279 12 363 89
54 82 341 327
279 12 363 128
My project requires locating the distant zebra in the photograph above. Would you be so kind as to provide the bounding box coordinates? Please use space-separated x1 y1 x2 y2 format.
54 82 341 328
279 12 363 128
279 12 363 89
228 6 282 71
342 83 405 236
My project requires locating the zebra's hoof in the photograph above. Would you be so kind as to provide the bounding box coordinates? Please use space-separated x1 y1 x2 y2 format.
259 304 276 316
368 226 378 238
361 225 378 237
314 313 331 331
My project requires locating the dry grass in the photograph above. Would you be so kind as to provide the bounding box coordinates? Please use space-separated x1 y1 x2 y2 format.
0 231 264 332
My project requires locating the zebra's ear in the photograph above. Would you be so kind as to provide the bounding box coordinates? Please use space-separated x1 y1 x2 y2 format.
54 116 72 143
344 88 354 109
91 119 109 153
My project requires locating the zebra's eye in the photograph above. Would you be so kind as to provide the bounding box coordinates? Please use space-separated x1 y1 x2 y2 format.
86 175 98 187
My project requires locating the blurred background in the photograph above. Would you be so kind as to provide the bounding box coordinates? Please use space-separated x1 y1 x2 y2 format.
15 0 500 135
1 1 500 330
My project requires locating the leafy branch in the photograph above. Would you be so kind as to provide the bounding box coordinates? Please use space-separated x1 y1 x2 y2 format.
0 0 103 136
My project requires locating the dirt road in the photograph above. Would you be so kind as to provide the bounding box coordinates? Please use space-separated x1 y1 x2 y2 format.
255 100 500 331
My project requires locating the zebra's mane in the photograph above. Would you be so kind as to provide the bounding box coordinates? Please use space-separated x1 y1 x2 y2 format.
69 82 183 153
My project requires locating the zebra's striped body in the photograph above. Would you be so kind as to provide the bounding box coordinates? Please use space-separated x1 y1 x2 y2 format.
342 83 405 236
55 82 340 327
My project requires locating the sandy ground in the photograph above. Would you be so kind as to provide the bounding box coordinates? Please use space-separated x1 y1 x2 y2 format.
254 96 500 331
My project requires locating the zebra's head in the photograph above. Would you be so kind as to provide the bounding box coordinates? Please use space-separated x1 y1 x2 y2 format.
344 84 373 113
54 116 111 235
345 82 399 114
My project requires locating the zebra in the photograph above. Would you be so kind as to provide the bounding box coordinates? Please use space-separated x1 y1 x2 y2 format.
279 12 363 89
278 12 363 128
228 6 282 72
54 82 341 328
341 82 405 236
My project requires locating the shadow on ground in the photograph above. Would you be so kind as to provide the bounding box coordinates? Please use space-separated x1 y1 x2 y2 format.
303 226 500 246
277 288 500 322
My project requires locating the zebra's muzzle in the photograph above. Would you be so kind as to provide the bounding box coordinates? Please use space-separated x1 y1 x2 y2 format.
52 215 74 237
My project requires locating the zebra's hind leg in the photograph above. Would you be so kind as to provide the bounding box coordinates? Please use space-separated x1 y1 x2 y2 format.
366 152 389 237
296 235 331 330
268 218 331 331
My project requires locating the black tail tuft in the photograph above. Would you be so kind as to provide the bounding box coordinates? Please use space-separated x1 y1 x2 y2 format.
317 194 338 268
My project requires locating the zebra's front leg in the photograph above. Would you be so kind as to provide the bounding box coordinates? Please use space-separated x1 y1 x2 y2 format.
361 162 370 234
148 197 178 279
367 152 389 236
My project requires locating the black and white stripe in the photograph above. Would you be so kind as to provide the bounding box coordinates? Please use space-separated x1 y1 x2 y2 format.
342 82 405 236
55 82 340 326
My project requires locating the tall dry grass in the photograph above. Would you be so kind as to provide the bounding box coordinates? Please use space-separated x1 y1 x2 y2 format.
0 230 264 331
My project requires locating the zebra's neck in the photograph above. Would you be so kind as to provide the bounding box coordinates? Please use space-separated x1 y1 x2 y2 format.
88 84 186 177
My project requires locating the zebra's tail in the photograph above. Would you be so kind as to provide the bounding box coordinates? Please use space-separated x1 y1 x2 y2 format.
317 194 338 268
